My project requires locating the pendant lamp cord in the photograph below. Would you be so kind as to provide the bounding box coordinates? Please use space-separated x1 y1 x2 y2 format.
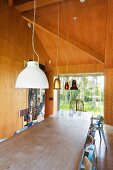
74 19 76 64
32 0 39 63
56 2 60 76
67 32 69 74
66 0 69 75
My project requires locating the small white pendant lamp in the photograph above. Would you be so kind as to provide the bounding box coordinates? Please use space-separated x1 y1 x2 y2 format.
16 61 49 89
15 0 49 89
53 77 61 90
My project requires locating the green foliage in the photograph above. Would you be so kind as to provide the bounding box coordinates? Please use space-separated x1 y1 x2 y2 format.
84 101 104 116
60 100 70 110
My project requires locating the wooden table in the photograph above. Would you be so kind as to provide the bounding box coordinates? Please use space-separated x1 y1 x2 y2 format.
0 112 91 170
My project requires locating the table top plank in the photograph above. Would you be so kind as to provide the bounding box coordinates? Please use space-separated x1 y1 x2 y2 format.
0 114 91 170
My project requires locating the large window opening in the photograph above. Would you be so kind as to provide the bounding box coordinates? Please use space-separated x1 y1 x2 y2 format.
59 74 104 117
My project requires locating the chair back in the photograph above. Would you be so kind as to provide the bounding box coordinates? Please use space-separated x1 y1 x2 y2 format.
76 99 84 111
70 99 84 111
97 115 104 128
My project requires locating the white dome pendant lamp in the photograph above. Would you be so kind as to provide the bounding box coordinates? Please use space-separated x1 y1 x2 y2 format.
16 61 49 89
15 0 49 89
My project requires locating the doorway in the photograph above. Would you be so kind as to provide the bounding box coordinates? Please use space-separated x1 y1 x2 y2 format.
59 74 104 117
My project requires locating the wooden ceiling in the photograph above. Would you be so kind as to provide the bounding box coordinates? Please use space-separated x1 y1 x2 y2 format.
8 0 107 71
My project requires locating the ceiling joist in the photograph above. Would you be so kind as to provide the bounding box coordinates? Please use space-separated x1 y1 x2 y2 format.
15 0 63 12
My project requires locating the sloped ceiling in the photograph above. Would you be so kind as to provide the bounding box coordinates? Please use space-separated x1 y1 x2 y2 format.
9 0 108 71
35 24 99 66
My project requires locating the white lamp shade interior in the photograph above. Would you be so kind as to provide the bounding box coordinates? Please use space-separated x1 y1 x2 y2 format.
16 61 49 89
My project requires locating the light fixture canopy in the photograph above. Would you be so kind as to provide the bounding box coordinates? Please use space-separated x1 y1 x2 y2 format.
53 77 61 90
16 61 49 89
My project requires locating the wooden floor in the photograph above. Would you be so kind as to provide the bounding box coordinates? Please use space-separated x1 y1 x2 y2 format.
96 125 113 170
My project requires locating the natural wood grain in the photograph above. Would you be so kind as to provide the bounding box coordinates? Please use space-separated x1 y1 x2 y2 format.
0 56 26 138
33 33 54 73
0 3 30 138
36 24 104 64
15 0 107 67
105 0 113 68
0 3 45 138
104 68 113 125
22 14 104 64
45 73 54 118
53 63 104 75
0 115 90 170
33 0 107 65
8 0 13 6
15 0 63 12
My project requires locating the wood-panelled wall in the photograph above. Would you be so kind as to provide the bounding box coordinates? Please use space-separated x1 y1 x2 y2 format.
0 56 27 138
45 73 54 118
104 69 113 125
104 0 113 125
0 3 44 138
105 0 113 68
0 3 30 138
